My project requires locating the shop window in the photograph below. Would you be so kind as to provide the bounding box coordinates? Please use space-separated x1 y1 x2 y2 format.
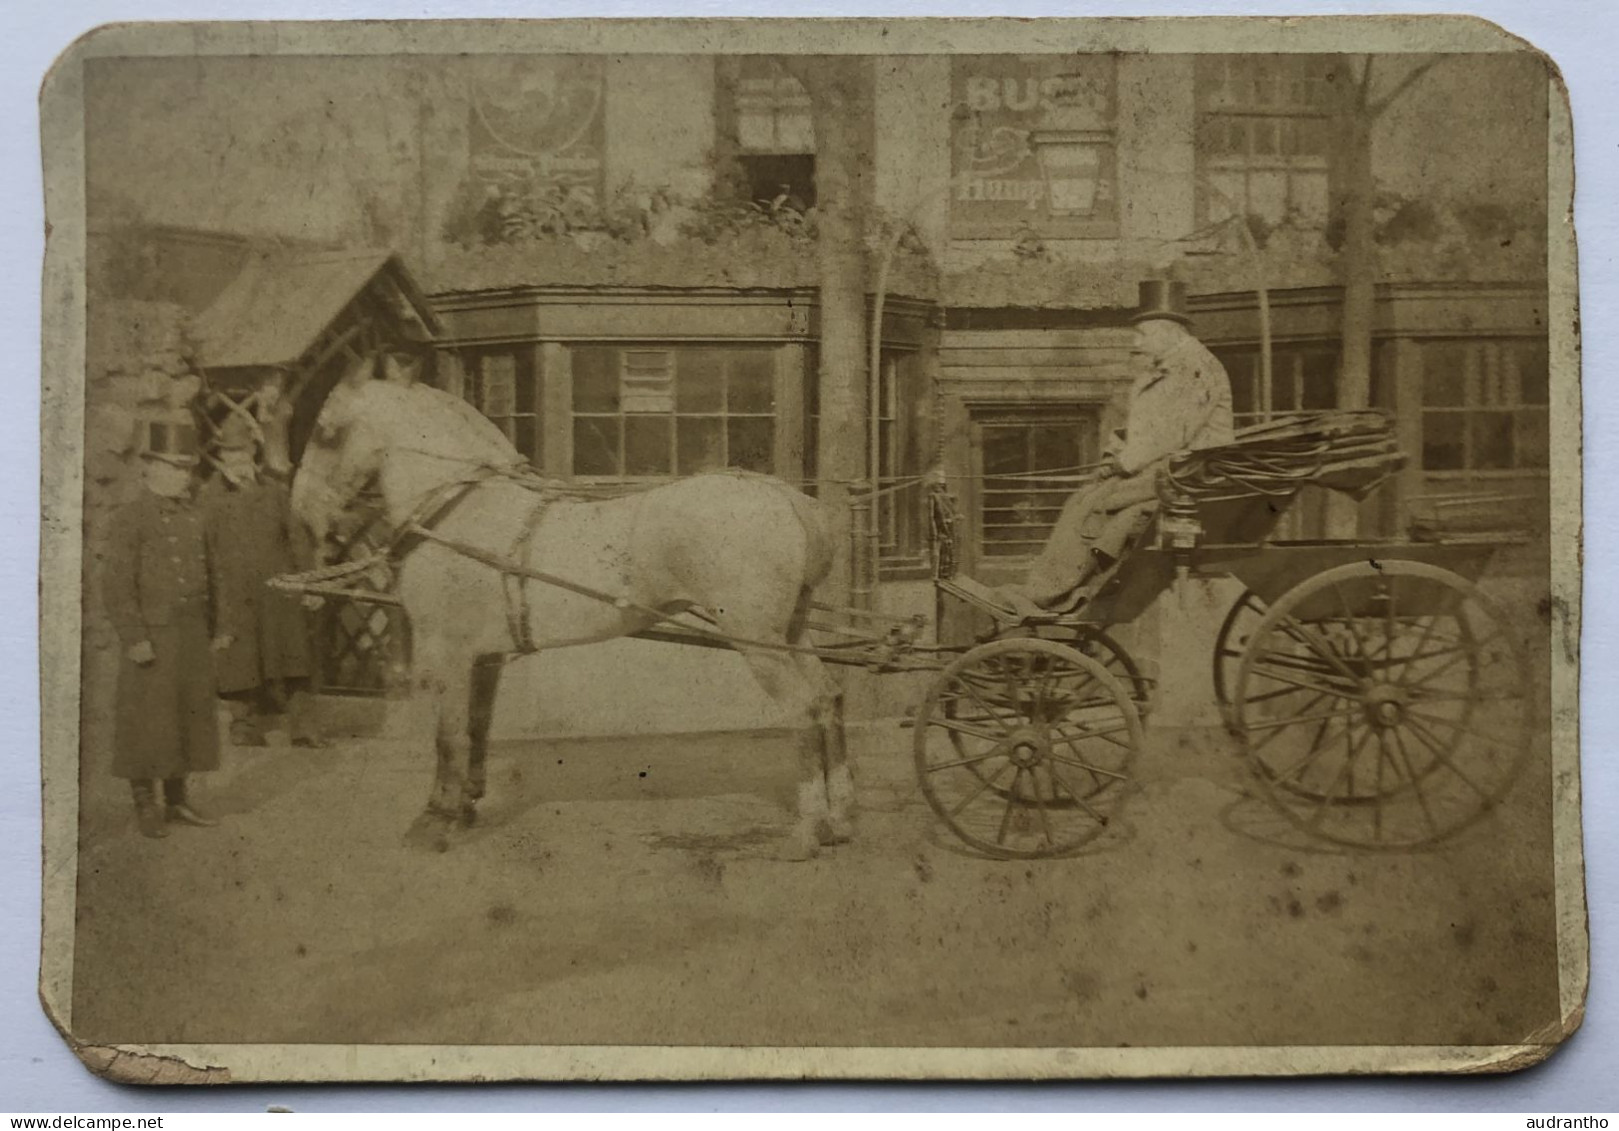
1420 339 1549 473
1195 55 1337 227
571 345 776 479
972 407 1099 559
1211 343 1339 427
457 347 540 466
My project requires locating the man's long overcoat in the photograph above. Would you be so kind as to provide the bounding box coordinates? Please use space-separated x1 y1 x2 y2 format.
201 477 315 695
102 491 222 780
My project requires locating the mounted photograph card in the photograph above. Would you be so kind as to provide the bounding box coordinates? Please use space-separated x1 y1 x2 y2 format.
37 16 1585 1083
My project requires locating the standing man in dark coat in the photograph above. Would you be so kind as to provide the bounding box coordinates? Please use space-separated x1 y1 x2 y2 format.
201 418 323 748
103 439 228 839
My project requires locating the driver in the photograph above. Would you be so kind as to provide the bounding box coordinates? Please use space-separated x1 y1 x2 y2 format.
1004 281 1235 615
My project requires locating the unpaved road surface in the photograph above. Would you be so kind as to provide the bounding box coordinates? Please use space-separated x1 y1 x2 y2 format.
70 722 1561 1050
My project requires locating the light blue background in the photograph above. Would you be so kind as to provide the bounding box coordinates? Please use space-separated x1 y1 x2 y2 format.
3 0 1611 1111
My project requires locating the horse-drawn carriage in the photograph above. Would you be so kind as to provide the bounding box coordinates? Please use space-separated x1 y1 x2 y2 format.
283 377 1535 862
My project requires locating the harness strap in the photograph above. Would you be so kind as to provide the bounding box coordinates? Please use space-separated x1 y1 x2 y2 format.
501 494 553 654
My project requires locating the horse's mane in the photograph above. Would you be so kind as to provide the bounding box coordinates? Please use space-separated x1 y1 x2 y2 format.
352 380 524 467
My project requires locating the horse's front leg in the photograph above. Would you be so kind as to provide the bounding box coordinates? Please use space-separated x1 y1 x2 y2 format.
464 655 506 817
404 658 476 853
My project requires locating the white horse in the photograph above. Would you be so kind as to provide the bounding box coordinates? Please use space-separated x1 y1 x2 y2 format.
291 372 852 860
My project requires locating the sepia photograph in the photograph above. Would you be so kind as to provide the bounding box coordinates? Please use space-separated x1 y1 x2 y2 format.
36 15 1583 1083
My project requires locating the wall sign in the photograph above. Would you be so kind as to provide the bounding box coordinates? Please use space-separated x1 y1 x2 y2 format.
468 56 607 208
950 55 1119 239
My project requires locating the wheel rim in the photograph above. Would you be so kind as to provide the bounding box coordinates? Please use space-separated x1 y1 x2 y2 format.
1232 561 1531 850
1213 590 1268 710
916 639 1143 859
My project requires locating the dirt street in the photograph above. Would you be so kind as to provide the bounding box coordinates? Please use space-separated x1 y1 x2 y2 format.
69 720 1561 1050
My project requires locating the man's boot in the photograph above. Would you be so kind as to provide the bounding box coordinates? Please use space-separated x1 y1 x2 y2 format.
131 780 168 839
163 776 218 828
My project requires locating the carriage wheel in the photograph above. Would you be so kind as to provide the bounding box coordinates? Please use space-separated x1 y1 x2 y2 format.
1230 560 1531 850
915 638 1144 859
1213 589 1268 711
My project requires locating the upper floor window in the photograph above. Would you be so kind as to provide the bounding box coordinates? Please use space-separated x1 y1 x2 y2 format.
1195 55 1337 228
721 58 817 210
571 345 776 479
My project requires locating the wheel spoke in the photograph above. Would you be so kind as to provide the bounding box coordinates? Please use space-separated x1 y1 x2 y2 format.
1045 760 1110 825
1332 582 1374 659
1275 616 1362 683
1048 752 1130 781
1048 720 1133 748
1388 727 1440 839
1404 707 1516 750
1248 660 1361 700
996 769 1022 845
1244 706 1361 734
1300 723 1372 831
1403 714 1496 803
1264 711 1349 788
1372 729 1390 840
951 673 1017 736
925 747 1009 773
1030 763 1055 846
950 758 1013 818
926 715 1008 742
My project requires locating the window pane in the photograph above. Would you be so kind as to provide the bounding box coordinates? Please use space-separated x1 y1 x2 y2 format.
1517 408 1549 468
480 353 517 418
1422 412 1466 470
981 427 1029 476
1516 340 1550 406
675 350 725 412
513 417 536 465
624 416 672 475
1301 352 1336 409
727 417 774 473
1271 369 1297 412
573 417 620 475
1207 172 1244 222
1472 411 1515 470
676 416 725 474
1250 117 1278 156
1295 117 1328 156
1248 171 1289 224
1423 344 1469 406
1031 424 1082 470
1291 171 1330 224
728 351 776 413
776 111 814 152
573 347 620 413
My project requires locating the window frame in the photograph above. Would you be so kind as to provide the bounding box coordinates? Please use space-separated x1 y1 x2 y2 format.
1418 337 1550 479
568 343 781 483
1194 54 1338 229
966 403 1102 566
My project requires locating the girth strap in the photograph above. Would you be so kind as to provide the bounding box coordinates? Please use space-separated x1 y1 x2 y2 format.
501 494 553 653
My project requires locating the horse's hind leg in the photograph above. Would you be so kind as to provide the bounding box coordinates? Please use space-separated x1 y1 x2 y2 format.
794 651 853 846
736 645 829 862
465 655 506 815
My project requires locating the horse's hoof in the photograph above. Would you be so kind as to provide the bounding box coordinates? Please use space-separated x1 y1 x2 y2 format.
778 828 820 862
403 813 455 853
816 817 854 846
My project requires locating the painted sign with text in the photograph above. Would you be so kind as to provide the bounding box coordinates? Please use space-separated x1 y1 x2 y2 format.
467 56 607 209
950 55 1119 239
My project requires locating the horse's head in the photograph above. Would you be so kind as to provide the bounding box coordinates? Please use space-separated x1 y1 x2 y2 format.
291 357 527 563
291 364 387 564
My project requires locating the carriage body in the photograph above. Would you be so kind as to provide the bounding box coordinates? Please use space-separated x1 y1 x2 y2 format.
912 410 1536 858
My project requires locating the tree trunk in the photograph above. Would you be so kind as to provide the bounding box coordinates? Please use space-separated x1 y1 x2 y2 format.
783 57 874 608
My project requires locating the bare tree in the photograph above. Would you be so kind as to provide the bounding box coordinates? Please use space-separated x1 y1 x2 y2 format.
778 56 878 606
